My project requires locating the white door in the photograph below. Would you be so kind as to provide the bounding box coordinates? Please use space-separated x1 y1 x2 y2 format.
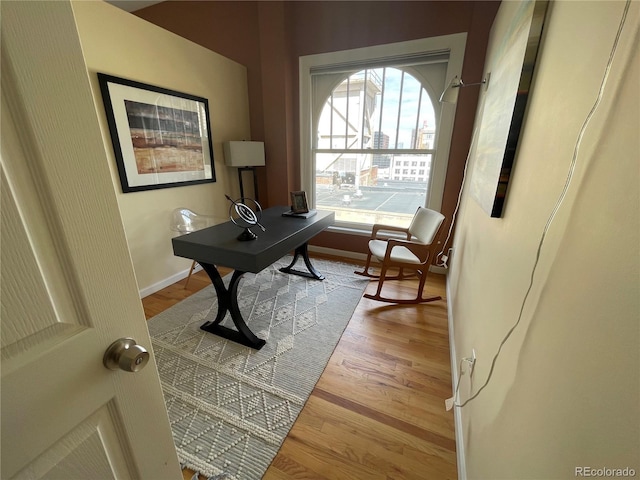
0 2 181 478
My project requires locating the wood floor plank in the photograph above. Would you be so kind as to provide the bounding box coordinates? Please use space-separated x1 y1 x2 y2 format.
277 395 457 479
294 396 455 463
313 375 455 442
311 388 455 449
288 419 448 480
143 256 457 479
327 347 453 399
270 435 387 480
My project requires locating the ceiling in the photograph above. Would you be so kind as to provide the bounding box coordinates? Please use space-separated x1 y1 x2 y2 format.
104 1 164 13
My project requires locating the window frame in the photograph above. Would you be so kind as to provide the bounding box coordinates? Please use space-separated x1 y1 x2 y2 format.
299 34 467 234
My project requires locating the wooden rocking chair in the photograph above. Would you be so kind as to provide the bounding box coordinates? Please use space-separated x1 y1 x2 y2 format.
355 207 445 304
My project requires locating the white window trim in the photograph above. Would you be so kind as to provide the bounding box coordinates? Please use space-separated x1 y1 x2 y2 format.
299 34 467 232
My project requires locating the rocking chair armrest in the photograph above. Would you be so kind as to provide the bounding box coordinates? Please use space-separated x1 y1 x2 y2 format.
371 223 411 240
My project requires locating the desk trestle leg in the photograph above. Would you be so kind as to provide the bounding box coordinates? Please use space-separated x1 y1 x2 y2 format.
198 263 266 350
279 242 325 280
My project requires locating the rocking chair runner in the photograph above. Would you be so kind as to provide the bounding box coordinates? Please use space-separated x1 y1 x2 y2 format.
355 207 446 304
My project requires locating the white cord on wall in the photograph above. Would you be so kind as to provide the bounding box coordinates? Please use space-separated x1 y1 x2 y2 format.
449 0 632 410
434 124 477 268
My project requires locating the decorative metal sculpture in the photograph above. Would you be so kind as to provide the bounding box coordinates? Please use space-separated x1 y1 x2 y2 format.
225 195 265 241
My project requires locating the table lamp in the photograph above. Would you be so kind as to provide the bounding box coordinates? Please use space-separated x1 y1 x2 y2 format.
223 141 265 201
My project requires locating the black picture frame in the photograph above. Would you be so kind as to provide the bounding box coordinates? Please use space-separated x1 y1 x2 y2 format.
97 73 215 193
290 191 309 213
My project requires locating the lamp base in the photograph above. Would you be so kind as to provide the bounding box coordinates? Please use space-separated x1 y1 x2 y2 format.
237 228 257 241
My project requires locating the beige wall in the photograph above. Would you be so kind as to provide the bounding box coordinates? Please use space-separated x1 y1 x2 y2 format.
72 1 251 295
448 1 639 478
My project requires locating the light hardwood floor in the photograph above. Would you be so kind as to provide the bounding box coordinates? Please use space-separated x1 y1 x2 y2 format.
142 256 457 480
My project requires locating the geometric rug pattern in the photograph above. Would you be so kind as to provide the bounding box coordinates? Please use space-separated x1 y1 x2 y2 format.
147 256 368 479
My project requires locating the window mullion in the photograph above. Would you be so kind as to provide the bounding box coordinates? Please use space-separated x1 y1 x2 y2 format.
329 92 334 148
394 71 405 149
413 87 423 148
360 69 367 150
344 77 350 149
378 68 386 141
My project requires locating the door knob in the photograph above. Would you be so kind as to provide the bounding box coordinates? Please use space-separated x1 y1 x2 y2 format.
103 337 150 372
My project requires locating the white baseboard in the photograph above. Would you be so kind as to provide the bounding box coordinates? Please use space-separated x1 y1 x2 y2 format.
446 275 466 480
431 265 448 275
138 263 202 299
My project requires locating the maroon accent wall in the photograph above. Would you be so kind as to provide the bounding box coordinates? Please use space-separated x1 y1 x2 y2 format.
135 0 500 256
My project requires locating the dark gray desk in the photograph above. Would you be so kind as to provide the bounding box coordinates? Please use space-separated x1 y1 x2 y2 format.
172 206 334 349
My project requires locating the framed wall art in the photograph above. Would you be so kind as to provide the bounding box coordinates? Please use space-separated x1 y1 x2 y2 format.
470 0 548 217
97 73 215 193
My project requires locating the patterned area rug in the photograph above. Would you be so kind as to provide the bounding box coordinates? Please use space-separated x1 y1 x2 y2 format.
147 257 368 479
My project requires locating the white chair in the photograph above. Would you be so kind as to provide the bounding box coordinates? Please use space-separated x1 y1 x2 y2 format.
170 208 218 288
355 206 445 304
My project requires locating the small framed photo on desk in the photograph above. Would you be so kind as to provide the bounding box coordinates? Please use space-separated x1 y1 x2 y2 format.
290 191 309 214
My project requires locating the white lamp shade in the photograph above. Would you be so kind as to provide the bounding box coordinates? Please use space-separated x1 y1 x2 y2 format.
223 141 265 167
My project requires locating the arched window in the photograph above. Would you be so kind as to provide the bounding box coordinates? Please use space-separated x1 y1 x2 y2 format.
313 67 437 227
300 35 466 231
